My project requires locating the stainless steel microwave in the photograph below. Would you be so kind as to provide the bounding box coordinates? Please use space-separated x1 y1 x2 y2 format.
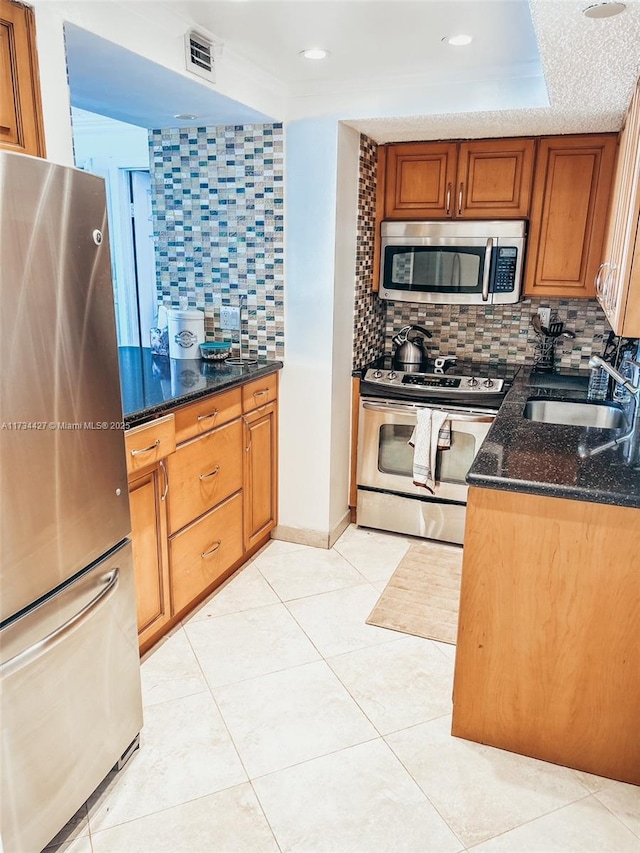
379 220 527 305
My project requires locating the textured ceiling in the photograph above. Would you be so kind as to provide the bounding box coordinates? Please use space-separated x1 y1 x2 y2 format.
349 0 640 141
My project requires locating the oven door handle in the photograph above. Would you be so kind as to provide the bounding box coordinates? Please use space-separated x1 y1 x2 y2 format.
362 401 496 423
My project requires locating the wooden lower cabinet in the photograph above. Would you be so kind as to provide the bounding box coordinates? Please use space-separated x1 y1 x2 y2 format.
128 462 171 652
169 491 243 615
452 486 640 785
243 402 278 550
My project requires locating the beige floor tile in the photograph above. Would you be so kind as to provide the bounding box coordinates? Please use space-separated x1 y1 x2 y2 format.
184 602 320 688
185 564 279 622
257 538 312 558
91 784 278 853
140 626 208 707
327 635 454 734
594 780 640 837
213 660 378 778
253 738 463 853
386 715 590 848
254 546 367 600
333 524 412 582
286 583 398 657
47 837 93 853
468 795 640 852
87 691 246 833
432 638 457 662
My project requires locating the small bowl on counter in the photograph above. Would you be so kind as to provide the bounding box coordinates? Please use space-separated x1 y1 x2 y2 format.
199 341 232 362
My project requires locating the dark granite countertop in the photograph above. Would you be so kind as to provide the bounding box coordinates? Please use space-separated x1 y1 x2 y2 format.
119 347 283 427
467 367 640 509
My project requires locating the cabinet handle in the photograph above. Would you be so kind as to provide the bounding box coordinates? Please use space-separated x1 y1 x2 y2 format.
253 389 269 400
445 182 452 216
197 409 218 422
201 541 221 559
199 465 220 480
159 459 168 501
130 438 160 457
458 182 464 216
595 262 610 298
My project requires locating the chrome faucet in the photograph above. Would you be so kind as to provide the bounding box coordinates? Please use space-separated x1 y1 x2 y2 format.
578 355 640 459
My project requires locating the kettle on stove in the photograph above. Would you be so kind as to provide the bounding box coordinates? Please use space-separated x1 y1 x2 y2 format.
392 325 432 369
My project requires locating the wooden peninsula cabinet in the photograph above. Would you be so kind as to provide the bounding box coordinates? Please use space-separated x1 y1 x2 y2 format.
524 134 617 299
125 371 279 653
0 0 45 157
382 138 535 220
452 486 640 786
125 414 176 652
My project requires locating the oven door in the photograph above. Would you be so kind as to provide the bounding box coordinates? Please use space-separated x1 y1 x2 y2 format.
357 399 495 501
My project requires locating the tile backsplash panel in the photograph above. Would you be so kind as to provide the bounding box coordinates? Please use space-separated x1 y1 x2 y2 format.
352 134 386 370
353 133 612 371
149 123 284 359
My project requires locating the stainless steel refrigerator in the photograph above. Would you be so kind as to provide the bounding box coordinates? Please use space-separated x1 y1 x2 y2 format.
0 151 143 853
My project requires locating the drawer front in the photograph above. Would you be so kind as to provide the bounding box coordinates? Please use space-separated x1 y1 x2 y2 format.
166 418 243 534
169 492 243 616
174 388 242 444
242 373 278 413
125 413 176 476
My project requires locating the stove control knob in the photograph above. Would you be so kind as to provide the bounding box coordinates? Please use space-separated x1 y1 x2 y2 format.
388 371 397 379
372 369 383 379
467 376 479 387
482 377 495 389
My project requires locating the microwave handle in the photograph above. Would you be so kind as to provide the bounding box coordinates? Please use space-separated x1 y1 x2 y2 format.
482 238 493 302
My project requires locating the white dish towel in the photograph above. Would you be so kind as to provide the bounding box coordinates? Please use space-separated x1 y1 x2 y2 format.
408 408 450 492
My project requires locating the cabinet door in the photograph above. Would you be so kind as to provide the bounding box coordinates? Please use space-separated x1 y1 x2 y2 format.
384 142 457 219
243 402 278 551
457 138 535 218
129 463 171 652
524 135 617 298
0 0 45 157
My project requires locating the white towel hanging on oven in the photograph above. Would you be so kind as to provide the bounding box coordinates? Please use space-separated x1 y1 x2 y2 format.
408 408 450 491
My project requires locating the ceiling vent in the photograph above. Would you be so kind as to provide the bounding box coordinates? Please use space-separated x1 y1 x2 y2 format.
185 30 216 82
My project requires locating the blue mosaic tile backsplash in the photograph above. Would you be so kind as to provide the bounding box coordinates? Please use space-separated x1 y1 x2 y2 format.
148 123 284 359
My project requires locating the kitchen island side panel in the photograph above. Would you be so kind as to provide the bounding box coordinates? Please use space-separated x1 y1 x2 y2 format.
452 486 640 786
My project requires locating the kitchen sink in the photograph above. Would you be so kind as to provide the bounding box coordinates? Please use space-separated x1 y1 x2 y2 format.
523 398 627 429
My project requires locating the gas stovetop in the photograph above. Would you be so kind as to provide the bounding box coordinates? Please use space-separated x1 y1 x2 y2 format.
359 356 519 406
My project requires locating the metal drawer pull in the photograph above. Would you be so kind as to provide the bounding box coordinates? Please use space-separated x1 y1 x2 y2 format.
446 182 451 216
199 465 220 480
197 409 218 421
458 182 464 216
159 459 169 501
201 541 221 558
253 389 269 399
130 438 160 457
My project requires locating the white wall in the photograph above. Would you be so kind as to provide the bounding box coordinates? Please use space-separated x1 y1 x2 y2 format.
277 118 359 546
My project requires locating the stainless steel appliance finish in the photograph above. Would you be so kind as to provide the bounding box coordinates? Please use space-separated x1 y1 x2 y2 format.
0 152 142 853
363 367 505 403
523 398 627 429
357 398 497 544
379 219 526 305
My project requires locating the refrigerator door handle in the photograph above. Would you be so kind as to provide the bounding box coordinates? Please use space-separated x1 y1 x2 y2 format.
1 569 119 678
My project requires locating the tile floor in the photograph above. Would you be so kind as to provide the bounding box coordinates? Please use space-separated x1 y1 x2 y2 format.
48 525 640 853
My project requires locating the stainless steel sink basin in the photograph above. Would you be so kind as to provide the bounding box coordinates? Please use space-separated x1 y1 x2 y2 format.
523 398 627 429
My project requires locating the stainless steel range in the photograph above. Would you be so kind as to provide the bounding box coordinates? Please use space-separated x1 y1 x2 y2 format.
356 358 516 544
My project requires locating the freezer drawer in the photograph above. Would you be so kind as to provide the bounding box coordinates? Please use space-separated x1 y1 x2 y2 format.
0 541 143 853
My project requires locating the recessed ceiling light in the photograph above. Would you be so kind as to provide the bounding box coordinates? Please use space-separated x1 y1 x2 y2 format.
442 34 473 46
174 113 199 120
299 48 330 60
583 1 626 17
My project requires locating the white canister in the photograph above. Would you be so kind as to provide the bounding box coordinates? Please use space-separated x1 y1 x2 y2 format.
167 308 205 359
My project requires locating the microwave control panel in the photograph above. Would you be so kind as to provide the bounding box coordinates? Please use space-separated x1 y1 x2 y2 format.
491 247 518 293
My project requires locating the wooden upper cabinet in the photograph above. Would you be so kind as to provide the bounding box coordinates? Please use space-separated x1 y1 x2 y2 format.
597 78 640 336
383 138 534 220
456 138 535 218
524 134 617 299
0 0 45 158
384 142 457 219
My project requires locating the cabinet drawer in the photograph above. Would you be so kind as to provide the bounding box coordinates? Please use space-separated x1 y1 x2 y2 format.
174 388 242 444
166 418 243 534
242 373 278 413
169 492 243 616
125 414 175 476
